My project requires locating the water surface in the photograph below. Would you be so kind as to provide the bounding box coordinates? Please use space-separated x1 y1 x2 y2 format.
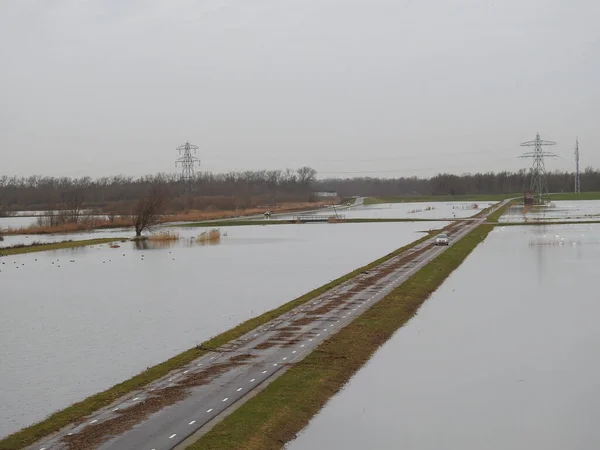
0 221 447 438
288 223 600 450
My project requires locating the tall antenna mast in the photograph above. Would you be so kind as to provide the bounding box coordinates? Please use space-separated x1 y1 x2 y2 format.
519 132 557 204
175 141 200 190
574 138 580 194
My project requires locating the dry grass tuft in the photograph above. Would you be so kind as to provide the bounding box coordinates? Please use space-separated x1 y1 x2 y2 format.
148 231 180 241
197 228 221 243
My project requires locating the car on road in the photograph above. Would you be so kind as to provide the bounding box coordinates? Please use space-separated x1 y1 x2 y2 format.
434 233 449 246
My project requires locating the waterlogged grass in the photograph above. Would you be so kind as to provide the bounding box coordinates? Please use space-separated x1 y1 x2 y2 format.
486 200 515 223
549 191 600 201
188 224 495 450
364 193 517 205
0 238 124 256
0 229 444 450
178 220 294 227
499 219 600 226
180 218 450 228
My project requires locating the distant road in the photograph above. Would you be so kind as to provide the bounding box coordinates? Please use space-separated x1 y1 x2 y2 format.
352 196 365 206
29 200 509 450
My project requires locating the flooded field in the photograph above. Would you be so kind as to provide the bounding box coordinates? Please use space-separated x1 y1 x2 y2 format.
273 201 494 221
500 200 600 223
288 223 600 450
0 227 131 248
0 221 448 438
0 215 39 229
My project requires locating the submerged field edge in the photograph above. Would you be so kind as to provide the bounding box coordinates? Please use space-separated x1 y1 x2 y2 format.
363 191 600 205
187 222 496 450
0 238 126 256
364 193 518 205
0 227 447 450
177 217 453 227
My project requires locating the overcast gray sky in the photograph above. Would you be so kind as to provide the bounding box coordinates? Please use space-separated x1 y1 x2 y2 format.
1 0 598 179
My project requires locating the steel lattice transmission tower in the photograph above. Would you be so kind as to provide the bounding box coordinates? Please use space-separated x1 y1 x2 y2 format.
519 133 557 204
574 138 581 194
175 141 201 187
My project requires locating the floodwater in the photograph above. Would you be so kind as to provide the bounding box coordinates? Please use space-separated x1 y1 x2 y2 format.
288 223 600 450
500 200 600 223
0 221 448 438
0 215 39 229
0 227 131 248
272 201 495 221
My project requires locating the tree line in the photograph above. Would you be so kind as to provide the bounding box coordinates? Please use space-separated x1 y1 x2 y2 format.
0 166 598 215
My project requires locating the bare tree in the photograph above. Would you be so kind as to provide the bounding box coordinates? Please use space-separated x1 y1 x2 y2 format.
132 185 167 237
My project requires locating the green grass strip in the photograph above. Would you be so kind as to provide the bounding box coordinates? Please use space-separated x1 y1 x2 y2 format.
547 192 600 201
179 218 450 227
364 193 517 205
496 220 600 227
0 228 444 450
0 238 124 257
485 200 516 223
188 223 495 450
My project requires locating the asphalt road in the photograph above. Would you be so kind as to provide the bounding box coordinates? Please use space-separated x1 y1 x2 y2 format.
29 200 508 450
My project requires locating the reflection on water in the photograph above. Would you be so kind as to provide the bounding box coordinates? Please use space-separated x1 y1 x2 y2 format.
269 201 494 221
0 221 450 438
500 200 600 223
288 223 600 450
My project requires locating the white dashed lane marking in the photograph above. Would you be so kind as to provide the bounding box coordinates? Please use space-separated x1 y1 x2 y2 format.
189 420 196 425
237 388 243 392
262 370 267 374
207 408 213 413
169 434 177 439
90 420 98 424
251 378 256 382
132 397 139 401
223 398 229 402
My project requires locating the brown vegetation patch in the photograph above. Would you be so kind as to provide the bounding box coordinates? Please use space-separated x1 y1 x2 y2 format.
62 355 255 449
276 325 302 333
291 317 317 327
255 341 277 350
271 331 297 341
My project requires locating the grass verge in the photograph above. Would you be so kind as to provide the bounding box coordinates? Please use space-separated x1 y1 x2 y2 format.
178 218 450 227
0 238 124 257
0 227 445 450
187 223 495 450
548 192 600 201
497 219 600 227
486 200 515 223
364 193 517 205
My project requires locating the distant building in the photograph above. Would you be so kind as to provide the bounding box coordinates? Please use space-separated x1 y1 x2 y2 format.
312 191 338 198
524 190 534 205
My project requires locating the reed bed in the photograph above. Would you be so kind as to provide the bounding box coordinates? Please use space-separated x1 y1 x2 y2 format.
197 228 221 243
148 231 180 241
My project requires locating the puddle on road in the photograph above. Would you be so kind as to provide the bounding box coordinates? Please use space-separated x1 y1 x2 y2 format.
287 223 600 450
0 221 449 438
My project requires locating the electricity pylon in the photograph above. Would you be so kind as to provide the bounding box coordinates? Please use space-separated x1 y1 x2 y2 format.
575 138 581 194
175 141 200 192
519 133 557 204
